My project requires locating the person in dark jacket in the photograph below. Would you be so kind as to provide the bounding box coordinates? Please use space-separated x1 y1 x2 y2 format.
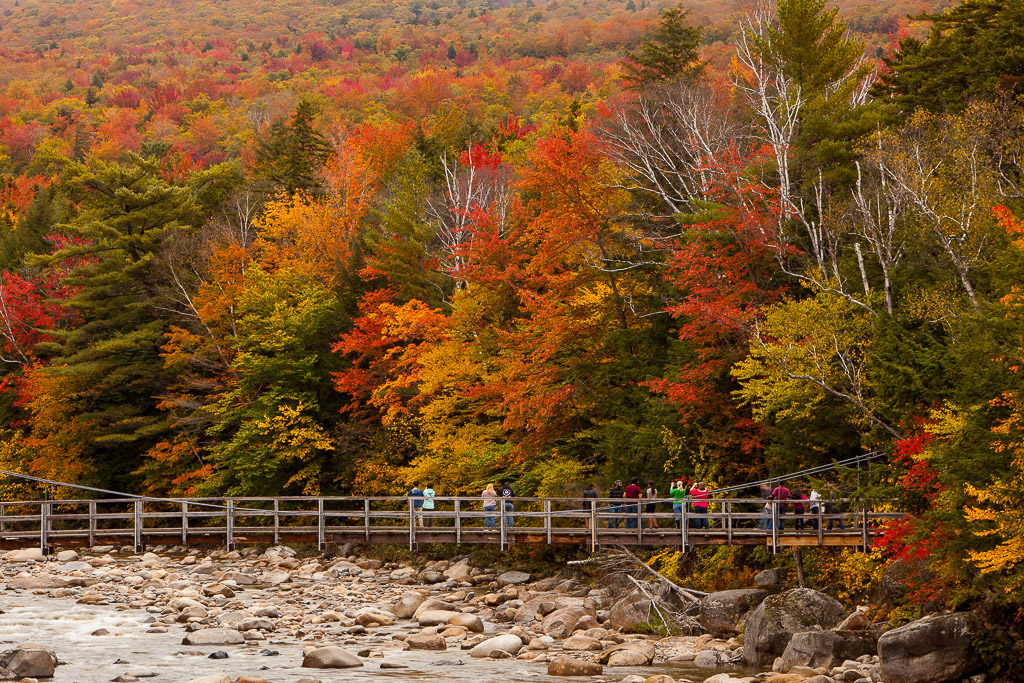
582 483 599 528
499 480 515 527
608 481 624 528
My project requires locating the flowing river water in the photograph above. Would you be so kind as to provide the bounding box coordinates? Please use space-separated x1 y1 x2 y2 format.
0 588 753 683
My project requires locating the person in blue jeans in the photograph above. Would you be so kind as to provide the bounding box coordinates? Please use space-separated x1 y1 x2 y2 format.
499 480 515 527
482 483 497 528
408 482 424 526
608 481 624 528
690 481 710 529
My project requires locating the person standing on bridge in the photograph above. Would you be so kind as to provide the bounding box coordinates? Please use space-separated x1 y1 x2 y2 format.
422 483 435 527
482 483 498 529
408 482 424 527
582 483 599 528
645 480 658 529
608 480 624 528
670 480 685 527
690 481 710 529
624 477 642 529
765 481 790 530
499 480 515 527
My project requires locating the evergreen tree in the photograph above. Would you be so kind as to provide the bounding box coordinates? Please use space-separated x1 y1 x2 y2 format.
254 100 333 195
25 153 239 488
0 187 71 272
872 0 1024 116
622 5 704 88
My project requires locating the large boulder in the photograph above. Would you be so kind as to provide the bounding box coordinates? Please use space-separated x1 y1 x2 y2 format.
8 574 67 589
181 629 244 646
598 640 656 666
743 589 845 666
608 598 652 633
878 612 981 683
0 644 57 678
541 607 594 638
392 591 426 619
406 633 447 650
776 630 878 672
417 610 459 627
469 634 524 658
443 560 472 582
302 645 363 668
548 655 603 676
497 570 531 587
448 613 484 633
5 548 45 563
699 589 769 637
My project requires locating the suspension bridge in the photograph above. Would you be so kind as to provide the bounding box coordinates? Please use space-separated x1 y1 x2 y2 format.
0 453 900 554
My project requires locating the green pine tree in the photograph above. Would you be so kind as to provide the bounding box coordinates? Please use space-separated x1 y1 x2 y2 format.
254 99 333 195
622 5 704 88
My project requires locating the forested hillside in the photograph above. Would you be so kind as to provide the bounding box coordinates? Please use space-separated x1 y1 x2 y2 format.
5 0 1024 646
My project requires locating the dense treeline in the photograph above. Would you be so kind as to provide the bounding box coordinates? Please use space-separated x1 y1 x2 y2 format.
3 0 1024 654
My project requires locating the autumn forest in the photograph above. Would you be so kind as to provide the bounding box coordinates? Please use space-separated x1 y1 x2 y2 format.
2 0 1024 634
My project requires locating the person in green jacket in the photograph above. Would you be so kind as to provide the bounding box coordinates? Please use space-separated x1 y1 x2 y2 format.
670 480 686 528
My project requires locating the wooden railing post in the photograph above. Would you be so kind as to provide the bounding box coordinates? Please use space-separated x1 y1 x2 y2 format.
771 501 779 554
544 500 552 545
39 502 48 553
455 499 462 544
681 504 688 551
364 499 370 542
273 500 280 545
225 499 234 551
499 500 507 551
590 503 597 552
317 498 326 552
181 501 188 546
133 500 143 553
0 503 5 539
636 501 642 545
88 501 96 548
408 498 416 551
817 504 824 546
861 504 869 552
726 500 733 545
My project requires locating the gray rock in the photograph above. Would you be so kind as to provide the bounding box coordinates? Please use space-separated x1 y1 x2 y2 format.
302 646 363 669
699 589 769 637
497 570 531 587
236 618 275 632
181 629 244 646
541 606 593 638
417 610 459 627
443 561 472 582
547 655 603 675
755 568 787 586
0 644 57 678
468 634 524 658
54 550 79 562
693 649 732 668
743 589 846 666
878 612 981 683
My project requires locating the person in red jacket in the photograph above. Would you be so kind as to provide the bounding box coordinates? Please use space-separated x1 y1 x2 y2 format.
624 477 642 529
690 481 710 529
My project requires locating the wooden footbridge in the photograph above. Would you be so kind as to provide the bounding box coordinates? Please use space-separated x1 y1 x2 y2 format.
0 496 902 554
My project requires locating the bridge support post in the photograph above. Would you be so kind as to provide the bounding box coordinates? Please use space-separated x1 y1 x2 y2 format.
226 499 234 551
861 504 868 552
1 503 5 539
182 502 188 546
817 506 823 546
317 498 325 552
364 499 370 543
133 500 143 553
88 501 96 548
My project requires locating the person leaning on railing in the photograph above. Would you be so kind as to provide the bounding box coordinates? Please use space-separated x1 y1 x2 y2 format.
482 484 497 529
582 483 599 528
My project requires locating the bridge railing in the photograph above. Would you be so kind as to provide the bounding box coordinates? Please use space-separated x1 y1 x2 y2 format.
0 496 904 554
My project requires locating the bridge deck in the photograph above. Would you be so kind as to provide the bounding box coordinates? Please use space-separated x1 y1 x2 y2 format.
0 496 900 553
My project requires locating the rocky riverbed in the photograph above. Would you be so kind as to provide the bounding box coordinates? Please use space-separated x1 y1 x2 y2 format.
0 545 984 683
